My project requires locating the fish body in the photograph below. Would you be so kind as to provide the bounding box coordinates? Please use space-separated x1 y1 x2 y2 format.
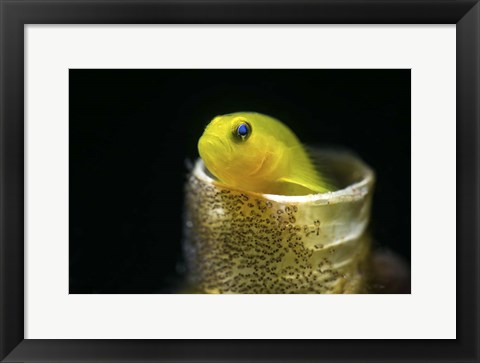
197 112 333 195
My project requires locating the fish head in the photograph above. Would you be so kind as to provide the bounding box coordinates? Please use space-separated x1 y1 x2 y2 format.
198 112 283 187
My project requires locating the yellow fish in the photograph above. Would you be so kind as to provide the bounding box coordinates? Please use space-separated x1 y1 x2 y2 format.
198 112 333 196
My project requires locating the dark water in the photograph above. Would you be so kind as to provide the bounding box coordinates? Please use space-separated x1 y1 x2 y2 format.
69 69 410 293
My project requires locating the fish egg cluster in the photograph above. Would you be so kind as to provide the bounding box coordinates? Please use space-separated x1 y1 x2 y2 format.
183 171 371 294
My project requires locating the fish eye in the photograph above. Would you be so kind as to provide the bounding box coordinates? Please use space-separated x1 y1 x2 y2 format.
235 122 251 141
237 123 248 136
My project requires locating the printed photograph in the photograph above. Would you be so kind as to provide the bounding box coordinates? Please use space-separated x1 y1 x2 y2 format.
69 69 411 294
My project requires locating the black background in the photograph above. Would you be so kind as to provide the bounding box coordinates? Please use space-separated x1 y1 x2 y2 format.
69 69 410 293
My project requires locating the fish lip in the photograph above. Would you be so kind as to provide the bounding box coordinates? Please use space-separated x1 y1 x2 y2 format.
200 133 230 152
198 134 231 165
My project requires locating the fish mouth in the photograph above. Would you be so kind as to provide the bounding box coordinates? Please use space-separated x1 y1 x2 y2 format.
198 134 230 165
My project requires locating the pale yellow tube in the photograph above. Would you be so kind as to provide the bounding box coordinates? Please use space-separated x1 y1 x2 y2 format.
183 148 375 294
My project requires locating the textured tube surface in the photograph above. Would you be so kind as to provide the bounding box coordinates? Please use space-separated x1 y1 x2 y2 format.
183 149 375 294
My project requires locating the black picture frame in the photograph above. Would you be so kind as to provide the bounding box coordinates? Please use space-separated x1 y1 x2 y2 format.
1 1 478 362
